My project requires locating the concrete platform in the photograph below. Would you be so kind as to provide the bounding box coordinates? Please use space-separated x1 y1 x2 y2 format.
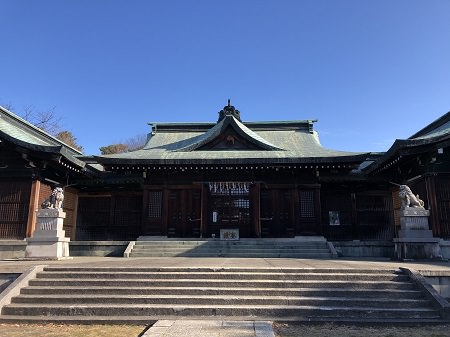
1 256 450 273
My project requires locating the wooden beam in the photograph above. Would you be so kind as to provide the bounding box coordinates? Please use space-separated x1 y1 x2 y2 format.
26 179 40 238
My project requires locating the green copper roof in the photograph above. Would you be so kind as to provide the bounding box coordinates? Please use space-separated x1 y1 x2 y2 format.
0 106 85 168
89 113 367 165
364 111 450 174
174 115 283 151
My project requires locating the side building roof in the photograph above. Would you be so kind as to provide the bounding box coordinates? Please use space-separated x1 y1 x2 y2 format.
0 105 86 170
364 111 450 175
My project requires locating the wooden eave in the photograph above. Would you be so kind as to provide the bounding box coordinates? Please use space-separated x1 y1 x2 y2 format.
410 111 450 138
0 106 85 170
87 152 368 167
364 132 450 175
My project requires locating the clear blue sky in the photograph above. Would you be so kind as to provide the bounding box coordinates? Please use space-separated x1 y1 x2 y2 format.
1 0 450 155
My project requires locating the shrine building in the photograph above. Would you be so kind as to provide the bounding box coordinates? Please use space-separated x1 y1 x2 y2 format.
1 102 450 256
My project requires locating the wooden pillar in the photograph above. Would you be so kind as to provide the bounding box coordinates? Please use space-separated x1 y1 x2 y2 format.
313 187 322 235
293 187 300 236
142 189 149 236
351 192 358 239
200 183 208 238
425 174 440 236
26 179 40 237
162 188 169 235
70 189 79 240
252 183 261 238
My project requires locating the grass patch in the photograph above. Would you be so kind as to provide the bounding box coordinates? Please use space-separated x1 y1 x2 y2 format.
0 323 147 337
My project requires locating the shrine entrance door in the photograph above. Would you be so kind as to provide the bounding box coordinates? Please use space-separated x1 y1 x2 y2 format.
167 189 202 237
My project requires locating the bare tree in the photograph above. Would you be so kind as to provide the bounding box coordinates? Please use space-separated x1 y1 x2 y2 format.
2 102 84 153
99 133 147 155
1 102 14 111
22 105 61 135
125 133 147 151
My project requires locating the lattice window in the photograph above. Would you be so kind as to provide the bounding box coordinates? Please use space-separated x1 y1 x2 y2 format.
148 191 162 218
357 194 392 226
299 191 315 218
0 180 30 239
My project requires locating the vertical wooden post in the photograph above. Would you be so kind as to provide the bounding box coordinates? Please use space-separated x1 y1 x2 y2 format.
162 188 169 235
71 190 79 241
200 183 207 238
290 187 297 237
313 187 322 235
351 192 358 239
26 179 40 238
252 183 261 238
142 189 148 236
425 174 440 236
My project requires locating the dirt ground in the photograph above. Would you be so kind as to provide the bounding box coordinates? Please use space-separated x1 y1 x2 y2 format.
273 323 450 337
1 322 450 337
0 323 147 337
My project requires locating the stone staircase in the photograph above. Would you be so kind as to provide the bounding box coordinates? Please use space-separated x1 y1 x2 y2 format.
0 266 446 324
127 237 335 258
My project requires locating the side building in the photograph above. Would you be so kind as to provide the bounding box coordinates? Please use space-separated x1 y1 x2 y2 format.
0 106 91 240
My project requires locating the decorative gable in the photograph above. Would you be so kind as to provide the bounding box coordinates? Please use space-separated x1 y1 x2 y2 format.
175 103 284 152
196 125 265 151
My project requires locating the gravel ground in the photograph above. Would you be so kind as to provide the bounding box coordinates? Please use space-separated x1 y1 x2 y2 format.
273 323 450 337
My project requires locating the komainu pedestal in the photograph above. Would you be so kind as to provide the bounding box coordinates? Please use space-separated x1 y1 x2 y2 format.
25 209 71 259
393 208 442 260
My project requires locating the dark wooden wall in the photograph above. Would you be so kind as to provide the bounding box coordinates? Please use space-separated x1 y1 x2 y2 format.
0 178 31 239
76 193 142 240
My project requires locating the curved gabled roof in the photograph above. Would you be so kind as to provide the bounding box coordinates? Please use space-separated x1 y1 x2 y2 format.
174 115 283 151
0 106 85 169
87 110 368 166
365 111 450 174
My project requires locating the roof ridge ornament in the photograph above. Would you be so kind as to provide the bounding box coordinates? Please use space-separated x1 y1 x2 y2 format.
218 99 241 122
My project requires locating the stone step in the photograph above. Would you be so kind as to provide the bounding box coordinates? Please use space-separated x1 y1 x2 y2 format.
21 286 425 299
2 303 440 319
135 239 327 244
131 246 331 252
130 247 330 252
129 239 333 258
1 267 442 324
41 267 395 274
35 271 409 282
131 247 330 251
132 242 329 248
129 252 333 258
28 278 417 290
0 314 445 325
11 294 431 309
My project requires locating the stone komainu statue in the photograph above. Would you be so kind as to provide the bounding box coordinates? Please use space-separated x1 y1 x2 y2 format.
398 185 425 209
41 187 64 210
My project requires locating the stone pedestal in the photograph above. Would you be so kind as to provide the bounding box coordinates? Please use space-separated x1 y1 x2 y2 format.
25 209 71 260
394 208 442 260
